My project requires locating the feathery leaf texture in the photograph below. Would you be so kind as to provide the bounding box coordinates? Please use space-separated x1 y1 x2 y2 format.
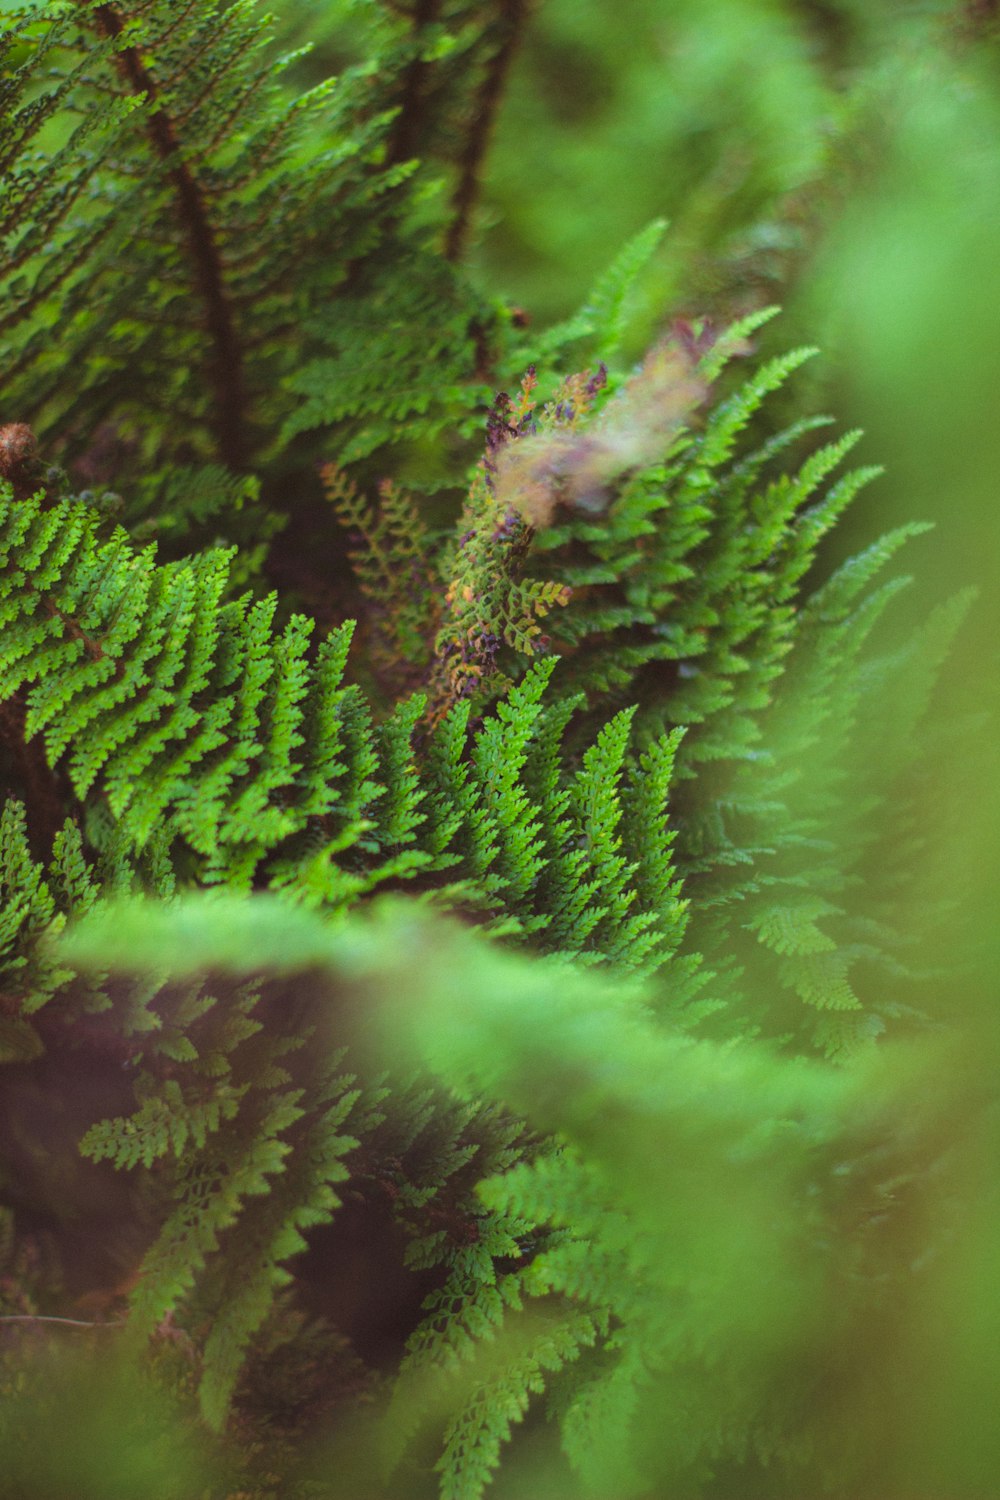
0 1 497 486
58 894 966 1496
0 480 688 972
0 6 973 1492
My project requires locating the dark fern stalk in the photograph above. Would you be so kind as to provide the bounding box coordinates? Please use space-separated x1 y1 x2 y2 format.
83 3 251 472
1 0 503 507
385 0 446 169
444 0 531 263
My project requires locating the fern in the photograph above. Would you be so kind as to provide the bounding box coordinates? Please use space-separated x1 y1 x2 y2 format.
57 892 971 1498
0 4 979 1496
0 0 499 512
285 248 495 463
521 216 669 367
1 474 699 972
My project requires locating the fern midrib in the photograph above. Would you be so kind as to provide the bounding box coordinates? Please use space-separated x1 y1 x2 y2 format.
385 0 444 170
444 0 529 264
85 3 250 471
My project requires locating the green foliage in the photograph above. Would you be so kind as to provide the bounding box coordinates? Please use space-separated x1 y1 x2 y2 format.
56 893 979 1500
0 0 497 510
0 476 696 967
0 2 992 1499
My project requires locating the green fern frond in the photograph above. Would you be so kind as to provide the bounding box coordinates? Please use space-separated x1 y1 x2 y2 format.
58 891 960 1495
1 2 497 489
523 217 669 367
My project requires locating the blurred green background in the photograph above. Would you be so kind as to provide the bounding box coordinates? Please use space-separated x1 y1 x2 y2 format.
276 0 1000 598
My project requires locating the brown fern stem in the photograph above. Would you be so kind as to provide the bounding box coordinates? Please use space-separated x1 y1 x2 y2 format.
85 4 250 471
444 0 529 263
386 0 443 167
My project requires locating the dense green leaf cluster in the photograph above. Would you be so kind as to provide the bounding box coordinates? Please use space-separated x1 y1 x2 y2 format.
0 4 984 1499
